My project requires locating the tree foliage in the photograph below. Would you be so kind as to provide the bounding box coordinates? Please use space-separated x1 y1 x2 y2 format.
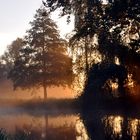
45 0 140 99
8 8 73 99
2 38 25 65
44 0 139 62
0 38 25 81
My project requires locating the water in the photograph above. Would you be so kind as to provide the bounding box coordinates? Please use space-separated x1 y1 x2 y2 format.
0 107 88 140
0 107 140 140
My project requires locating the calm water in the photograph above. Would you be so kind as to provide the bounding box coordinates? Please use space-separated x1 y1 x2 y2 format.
0 108 140 140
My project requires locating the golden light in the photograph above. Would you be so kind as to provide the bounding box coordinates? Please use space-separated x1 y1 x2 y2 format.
75 119 89 140
128 119 140 140
103 115 123 138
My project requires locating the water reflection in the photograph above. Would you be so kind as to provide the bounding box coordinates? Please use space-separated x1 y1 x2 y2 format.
102 116 123 139
1 110 140 140
76 119 89 140
128 119 140 140
82 110 140 140
0 112 89 140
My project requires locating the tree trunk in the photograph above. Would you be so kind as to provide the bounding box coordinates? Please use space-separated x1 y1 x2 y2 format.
85 37 89 76
42 19 47 101
43 83 47 101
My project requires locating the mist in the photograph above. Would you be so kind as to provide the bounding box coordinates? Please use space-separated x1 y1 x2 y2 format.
0 80 74 100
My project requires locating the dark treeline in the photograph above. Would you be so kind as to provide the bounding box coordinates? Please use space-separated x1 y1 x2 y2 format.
44 0 140 106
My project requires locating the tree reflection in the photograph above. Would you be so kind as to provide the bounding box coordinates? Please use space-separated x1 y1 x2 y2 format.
103 116 123 139
0 114 80 140
81 110 140 140
75 119 89 140
14 116 78 140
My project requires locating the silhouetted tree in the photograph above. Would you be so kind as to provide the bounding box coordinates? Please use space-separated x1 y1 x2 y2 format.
45 0 140 98
0 38 25 81
8 8 73 100
2 38 24 66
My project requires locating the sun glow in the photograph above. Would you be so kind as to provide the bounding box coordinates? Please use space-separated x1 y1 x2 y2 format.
0 7 74 57
103 116 123 138
76 119 89 140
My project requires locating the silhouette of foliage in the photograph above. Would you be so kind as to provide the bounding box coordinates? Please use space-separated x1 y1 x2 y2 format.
81 62 128 108
44 0 140 101
8 8 73 100
0 38 25 83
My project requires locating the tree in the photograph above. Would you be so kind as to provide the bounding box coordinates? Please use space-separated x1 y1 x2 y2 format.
0 38 25 80
45 0 140 100
44 0 139 64
8 8 73 100
1 38 25 69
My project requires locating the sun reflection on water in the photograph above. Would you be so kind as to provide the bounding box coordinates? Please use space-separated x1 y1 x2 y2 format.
102 115 140 140
128 119 140 140
103 115 123 139
75 119 89 140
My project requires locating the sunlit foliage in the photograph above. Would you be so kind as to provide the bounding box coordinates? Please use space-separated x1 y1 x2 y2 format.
44 0 140 99
8 7 73 100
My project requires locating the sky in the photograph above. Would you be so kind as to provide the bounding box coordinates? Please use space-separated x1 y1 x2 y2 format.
0 0 74 56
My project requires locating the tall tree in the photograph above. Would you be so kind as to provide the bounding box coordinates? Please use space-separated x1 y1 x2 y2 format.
45 0 140 97
8 8 73 100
